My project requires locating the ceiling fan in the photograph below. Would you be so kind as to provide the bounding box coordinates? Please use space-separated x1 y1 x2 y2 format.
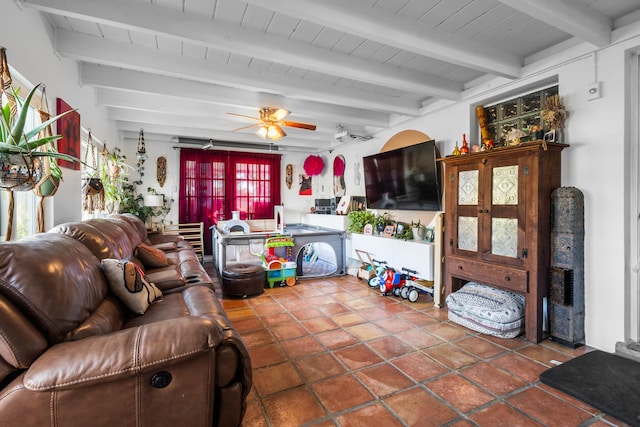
226 107 316 141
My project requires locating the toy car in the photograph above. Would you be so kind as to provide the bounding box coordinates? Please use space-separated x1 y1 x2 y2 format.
379 269 404 296
399 267 434 302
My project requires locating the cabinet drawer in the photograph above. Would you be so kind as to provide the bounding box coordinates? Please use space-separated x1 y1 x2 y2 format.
447 256 528 293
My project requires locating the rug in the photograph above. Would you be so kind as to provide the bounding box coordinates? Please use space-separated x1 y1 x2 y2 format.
539 350 640 426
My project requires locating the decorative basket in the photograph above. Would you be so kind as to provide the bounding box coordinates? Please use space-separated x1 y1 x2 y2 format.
0 153 44 191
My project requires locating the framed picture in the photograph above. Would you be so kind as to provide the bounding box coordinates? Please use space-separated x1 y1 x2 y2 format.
299 174 312 195
363 223 373 235
425 227 435 242
56 98 80 170
336 196 350 215
382 224 396 237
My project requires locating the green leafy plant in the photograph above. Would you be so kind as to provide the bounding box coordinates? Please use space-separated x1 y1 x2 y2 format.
117 182 155 224
0 83 79 179
373 212 390 232
394 221 413 240
101 146 134 210
347 209 375 233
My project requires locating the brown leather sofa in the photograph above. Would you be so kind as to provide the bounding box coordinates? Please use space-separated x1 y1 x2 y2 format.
0 214 252 427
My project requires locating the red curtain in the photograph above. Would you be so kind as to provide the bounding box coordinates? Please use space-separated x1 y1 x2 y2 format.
179 148 281 254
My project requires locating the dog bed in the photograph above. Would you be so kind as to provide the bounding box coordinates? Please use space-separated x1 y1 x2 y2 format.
445 282 525 338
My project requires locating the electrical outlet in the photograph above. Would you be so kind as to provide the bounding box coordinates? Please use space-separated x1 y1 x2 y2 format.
587 82 602 101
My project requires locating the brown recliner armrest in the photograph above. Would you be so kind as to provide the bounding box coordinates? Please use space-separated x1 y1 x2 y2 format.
24 316 222 391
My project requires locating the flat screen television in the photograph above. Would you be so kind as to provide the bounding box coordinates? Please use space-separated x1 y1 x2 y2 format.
362 140 442 211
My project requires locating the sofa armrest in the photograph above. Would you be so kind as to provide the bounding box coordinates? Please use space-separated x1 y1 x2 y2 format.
23 316 222 391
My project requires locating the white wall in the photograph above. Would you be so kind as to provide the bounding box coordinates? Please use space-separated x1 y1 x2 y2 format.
1 3 118 228
293 31 640 352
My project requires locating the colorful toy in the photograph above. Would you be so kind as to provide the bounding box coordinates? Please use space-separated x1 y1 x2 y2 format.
264 236 295 263
399 267 434 302
379 269 403 296
367 259 403 296
263 236 296 288
367 259 389 288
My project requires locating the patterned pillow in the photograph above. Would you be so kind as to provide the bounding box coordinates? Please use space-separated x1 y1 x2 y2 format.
445 282 525 338
135 243 169 268
101 259 163 314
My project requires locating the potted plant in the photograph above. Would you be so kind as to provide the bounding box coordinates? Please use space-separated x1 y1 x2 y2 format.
0 84 79 190
347 209 375 233
411 220 426 241
101 146 133 213
117 182 155 224
373 212 389 235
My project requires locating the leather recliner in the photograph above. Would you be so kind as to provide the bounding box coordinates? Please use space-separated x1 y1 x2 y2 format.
0 215 251 426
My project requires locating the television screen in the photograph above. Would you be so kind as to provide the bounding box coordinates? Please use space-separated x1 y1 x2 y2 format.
362 140 442 211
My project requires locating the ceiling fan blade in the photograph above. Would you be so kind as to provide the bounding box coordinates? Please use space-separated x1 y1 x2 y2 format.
232 123 261 132
226 112 260 121
281 121 317 131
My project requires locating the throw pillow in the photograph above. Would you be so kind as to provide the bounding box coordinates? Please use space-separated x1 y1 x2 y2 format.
101 259 163 314
135 242 169 268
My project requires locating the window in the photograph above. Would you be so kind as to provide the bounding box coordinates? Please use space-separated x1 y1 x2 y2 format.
179 148 281 253
483 85 558 146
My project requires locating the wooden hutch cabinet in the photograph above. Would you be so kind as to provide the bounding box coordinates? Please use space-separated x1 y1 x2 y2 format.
441 141 567 342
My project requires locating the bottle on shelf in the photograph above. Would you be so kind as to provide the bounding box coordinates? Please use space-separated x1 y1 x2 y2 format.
460 134 469 154
452 141 461 156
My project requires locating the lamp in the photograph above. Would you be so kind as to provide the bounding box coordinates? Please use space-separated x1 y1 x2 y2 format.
257 124 286 140
136 128 148 165
143 194 164 231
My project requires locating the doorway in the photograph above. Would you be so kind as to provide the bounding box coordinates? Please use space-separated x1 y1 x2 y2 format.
622 49 640 358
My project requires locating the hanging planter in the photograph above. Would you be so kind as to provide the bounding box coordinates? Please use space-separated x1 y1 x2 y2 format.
33 86 60 198
0 153 43 191
303 155 324 176
1 49 80 192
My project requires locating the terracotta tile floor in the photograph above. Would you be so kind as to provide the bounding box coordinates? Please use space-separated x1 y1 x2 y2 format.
212 270 628 426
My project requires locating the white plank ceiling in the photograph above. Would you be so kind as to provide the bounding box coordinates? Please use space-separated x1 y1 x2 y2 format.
17 0 640 151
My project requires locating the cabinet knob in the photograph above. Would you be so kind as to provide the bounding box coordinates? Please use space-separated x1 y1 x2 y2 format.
504 276 511 281
458 265 463 270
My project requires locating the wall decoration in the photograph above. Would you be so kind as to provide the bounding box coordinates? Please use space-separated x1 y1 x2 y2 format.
303 155 324 176
285 164 293 189
354 161 361 185
157 156 167 187
56 98 80 170
299 174 312 195
333 155 346 197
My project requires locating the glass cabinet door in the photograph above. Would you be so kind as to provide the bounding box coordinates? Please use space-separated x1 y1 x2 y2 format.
451 160 524 265
456 168 480 254
490 165 518 258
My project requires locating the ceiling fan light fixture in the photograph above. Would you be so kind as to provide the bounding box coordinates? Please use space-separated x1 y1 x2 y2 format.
257 124 286 140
